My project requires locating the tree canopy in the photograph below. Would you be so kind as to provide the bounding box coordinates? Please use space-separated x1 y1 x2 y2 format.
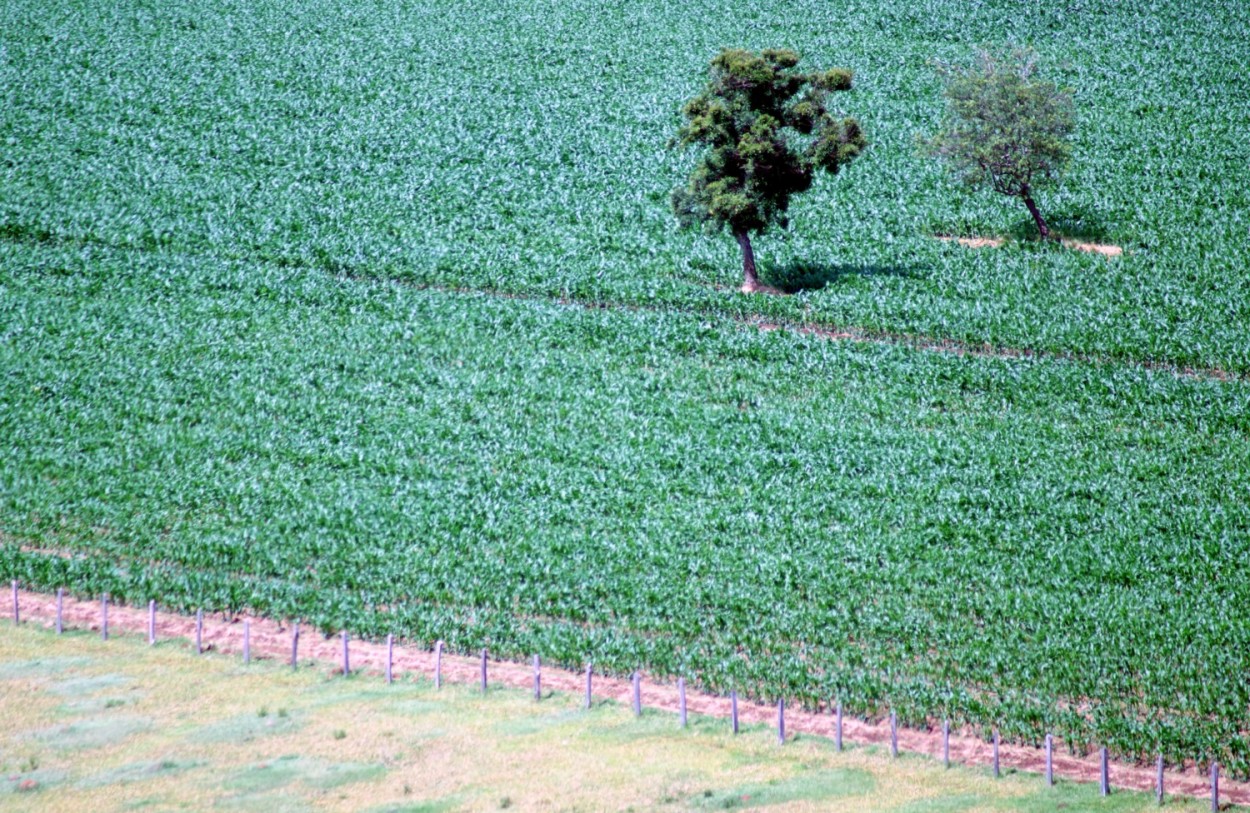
925 47 1075 240
671 48 865 291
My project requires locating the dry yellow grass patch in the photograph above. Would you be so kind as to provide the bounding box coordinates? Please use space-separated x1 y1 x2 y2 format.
0 624 1225 812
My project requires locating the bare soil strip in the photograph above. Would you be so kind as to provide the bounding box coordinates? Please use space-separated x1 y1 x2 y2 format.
8 589 1244 807
1063 239 1123 256
935 234 1124 256
936 235 1006 249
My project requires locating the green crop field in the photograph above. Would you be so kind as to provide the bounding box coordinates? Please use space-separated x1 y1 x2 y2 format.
3 0 1249 788
4 0 1249 369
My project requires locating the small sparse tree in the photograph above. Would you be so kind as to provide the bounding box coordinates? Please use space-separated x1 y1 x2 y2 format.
671 48 866 292
925 47 1074 240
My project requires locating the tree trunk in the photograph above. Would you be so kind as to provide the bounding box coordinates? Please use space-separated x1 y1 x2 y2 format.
735 230 760 291
1021 192 1052 240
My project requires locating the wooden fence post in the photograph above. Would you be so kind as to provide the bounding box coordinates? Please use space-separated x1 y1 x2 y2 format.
290 621 299 668
730 690 739 734
1100 747 1110 796
1044 734 1053 786
1211 761 1219 813
942 719 950 768
480 648 488 693
341 631 350 676
836 701 843 752
10 580 17 626
678 678 687 728
386 634 394 684
777 698 786 745
533 654 541 701
148 600 156 645
195 609 203 654
631 671 641 717
992 729 1000 778
101 594 109 640
243 620 251 664
435 640 443 689
890 710 898 758
55 587 63 634
584 662 591 709
1156 753 1164 805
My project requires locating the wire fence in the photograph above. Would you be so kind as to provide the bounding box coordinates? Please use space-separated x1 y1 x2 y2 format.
7 580 1231 810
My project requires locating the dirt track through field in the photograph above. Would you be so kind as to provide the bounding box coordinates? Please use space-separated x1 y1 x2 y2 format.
386 276 1245 384
8 588 1245 807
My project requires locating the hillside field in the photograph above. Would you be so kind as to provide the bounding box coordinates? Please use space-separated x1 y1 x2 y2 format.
3 0 1250 783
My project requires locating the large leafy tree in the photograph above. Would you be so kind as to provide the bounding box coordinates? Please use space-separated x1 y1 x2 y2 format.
671 48 866 292
925 47 1074 240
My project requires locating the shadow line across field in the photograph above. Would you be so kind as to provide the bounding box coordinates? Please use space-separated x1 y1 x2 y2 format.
353 272 1245 385
8 222 1242 383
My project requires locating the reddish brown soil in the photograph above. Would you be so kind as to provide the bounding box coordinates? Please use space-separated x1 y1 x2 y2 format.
7 589 1245 806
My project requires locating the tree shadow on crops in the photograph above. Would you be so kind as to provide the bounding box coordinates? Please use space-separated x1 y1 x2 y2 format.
761 260 926 294
1005 207 1113 244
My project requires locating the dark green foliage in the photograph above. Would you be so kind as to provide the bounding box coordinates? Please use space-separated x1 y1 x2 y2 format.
671 48 864 286
924 47 1075 239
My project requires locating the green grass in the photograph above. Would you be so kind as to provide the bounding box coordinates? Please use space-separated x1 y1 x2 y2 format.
222 756 386 794
76 759 201 790
690 767 875 808
188 709 303 743
32 715 153 751
2 0 1249 782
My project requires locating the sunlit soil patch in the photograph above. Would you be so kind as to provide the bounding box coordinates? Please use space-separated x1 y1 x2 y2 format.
935 234 1123 255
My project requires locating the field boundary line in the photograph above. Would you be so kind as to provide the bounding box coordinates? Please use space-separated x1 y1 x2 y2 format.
350 273 1247 385
14 233 1242 382
6 587 1245 807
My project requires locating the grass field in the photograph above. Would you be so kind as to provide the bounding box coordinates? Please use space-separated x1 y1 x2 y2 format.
1 622 1229 812
3 0 1249 786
